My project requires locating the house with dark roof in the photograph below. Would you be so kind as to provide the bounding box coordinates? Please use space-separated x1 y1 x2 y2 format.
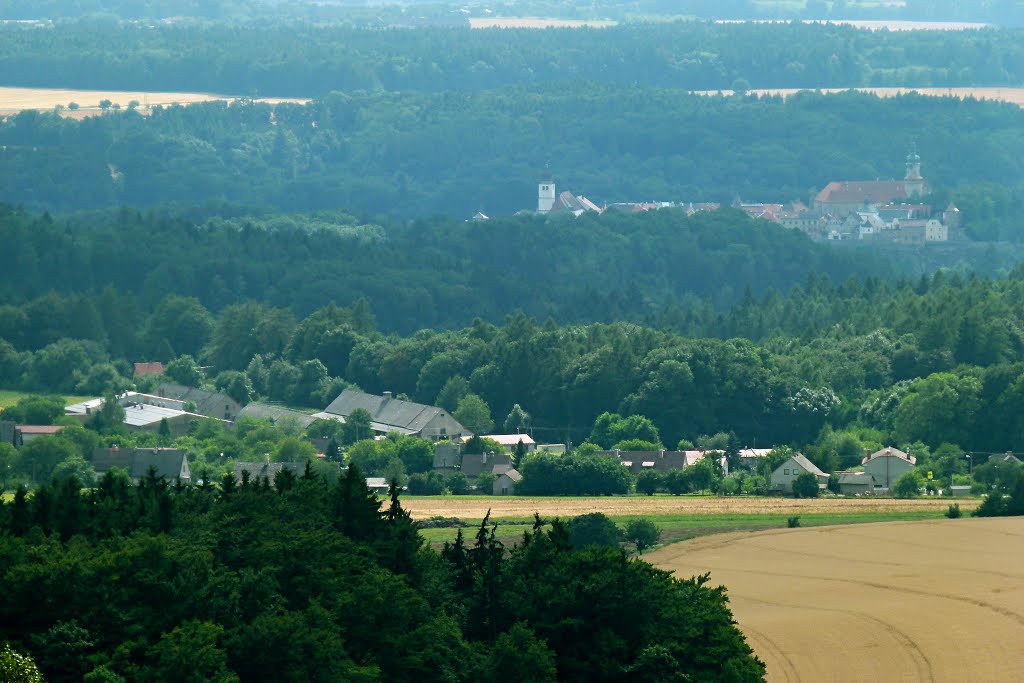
237 403 317 430
460 451 512 479
494 468 522 495
316 390 469 440
155 383 243 421
233 461 307 485
770 453 829 495
92 447 191 484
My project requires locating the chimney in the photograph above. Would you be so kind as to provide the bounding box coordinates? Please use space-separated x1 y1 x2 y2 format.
383 391 392 401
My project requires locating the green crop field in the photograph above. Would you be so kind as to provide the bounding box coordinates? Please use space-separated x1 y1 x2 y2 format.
0 389 96 410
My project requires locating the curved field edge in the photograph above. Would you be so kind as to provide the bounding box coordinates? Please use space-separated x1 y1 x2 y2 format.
649 518 1024 683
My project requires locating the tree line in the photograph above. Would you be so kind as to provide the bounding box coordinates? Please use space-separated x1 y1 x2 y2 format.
0 466 766 681
2 89 1024 231
3 20 1024 97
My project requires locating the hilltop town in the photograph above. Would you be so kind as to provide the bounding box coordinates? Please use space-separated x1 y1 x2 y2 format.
502 148 961 246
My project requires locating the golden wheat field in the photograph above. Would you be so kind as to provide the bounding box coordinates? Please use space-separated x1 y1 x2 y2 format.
401 495 977 520
651 518 1024 683
0 86 309 117
695 86 1024 107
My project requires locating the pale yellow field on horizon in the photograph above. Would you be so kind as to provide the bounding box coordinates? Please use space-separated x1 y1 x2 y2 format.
650 518 1024 682
401 495 978 520
0 86 309 117
469 16 616 29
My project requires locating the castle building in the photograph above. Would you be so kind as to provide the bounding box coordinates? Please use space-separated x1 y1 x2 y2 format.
814 147 930 216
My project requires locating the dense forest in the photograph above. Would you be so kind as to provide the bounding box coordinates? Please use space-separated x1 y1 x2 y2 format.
5 204 1024 465
3 21 1024 96
0 204 886 330
0 468 766 681
1 0 1023 24
3 89 1024 229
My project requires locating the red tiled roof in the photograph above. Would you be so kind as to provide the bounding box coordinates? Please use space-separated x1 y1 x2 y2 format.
815 181 907 205
134 362 165 376
16 425 65 434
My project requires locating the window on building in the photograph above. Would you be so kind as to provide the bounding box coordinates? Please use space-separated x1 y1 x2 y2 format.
784 468 790 475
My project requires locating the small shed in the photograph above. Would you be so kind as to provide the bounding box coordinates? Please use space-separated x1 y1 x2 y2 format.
838 472 875 496
949 485 973 498
366 477 391 496
493 468 522 496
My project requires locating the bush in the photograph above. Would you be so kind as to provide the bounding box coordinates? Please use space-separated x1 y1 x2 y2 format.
624 518 661 554
791 471 821 499
945 503 962 519
787 516 801 528
893 470 924 499
567 512 623 549
406 471 446 495
636 470 663 496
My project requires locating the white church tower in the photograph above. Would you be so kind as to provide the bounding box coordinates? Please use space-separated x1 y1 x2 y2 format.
538 167 556 213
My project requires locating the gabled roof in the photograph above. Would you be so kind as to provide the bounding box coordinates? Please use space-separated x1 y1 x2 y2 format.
323 390 465 436
460 452 512 478
815 180 907 205
237 403 317 429
155 383 242 416
790 453 828 477
15 425 64 435
863 447 916 466
497 468 522 483
482 434 536 447
234 461 306 483
93 447 189 481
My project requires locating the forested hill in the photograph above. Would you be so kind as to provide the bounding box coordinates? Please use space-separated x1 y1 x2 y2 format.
2 89 1023 234
0 204 885 333
2 21 1024 96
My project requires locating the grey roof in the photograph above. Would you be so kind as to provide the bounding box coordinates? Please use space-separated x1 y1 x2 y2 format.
460 452 512 478
777 454 828 478
155 383 242 418
237 403 317 430
839 472 874 485
234 461 306 483
989 453 1022 465
863 447 917 466
498 468 522 483
122 402 188 427
92 448 189 481
323 389 464 435
433 443 460 469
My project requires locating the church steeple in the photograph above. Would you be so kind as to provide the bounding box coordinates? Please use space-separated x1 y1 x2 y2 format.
538 164 555 213
903 142 925 197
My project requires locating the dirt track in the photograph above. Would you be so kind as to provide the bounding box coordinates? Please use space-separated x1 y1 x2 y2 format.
650 518 1024 682
402 495 978 520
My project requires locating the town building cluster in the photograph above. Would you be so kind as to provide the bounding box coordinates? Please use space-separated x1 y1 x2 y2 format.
492 148 961 246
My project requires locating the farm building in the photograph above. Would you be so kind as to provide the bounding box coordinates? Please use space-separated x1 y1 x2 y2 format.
316 390 470 440
233 461 307 485
862 447 917 491
838 472 875 496
770 453 828 494
481 434 537 454
92 447 191 484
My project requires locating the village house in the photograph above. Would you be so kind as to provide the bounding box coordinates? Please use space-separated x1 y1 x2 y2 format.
494 468 522 495
481 434 537 454
862 447 917 492
316 389 470 440
236 402 318 430
233 461 307 485
92 447 191 484
155 383 242 421
596 449 727 475
133 362 165 377
0 422 65 448
66 393 228 437
459 451 513 479
770 453 828 494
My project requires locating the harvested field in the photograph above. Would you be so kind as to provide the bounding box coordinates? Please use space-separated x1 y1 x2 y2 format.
694 86 1024 108
0 86 308 117
650 518 1024 682
402 495 978 520
469 17 616 29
